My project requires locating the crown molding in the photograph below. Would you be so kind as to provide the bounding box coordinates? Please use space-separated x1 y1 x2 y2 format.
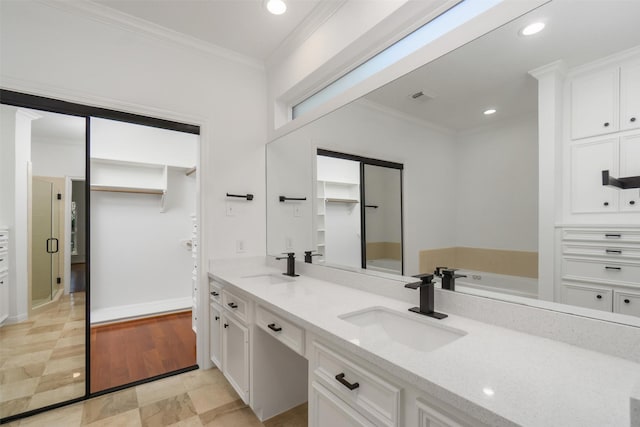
265 0 348 69
39 0 265 71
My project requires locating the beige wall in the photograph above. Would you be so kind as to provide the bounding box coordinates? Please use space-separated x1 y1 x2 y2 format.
419 247 538 278
366 242 402 261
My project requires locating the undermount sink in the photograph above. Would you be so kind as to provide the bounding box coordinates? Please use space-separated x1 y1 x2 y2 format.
339 307 466 353
241 273 295 285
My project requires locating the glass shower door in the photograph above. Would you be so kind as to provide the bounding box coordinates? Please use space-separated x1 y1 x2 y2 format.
32 177 56 307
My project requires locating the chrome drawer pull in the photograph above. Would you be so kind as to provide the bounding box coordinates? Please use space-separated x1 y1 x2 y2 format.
605 234 621 238
335 373 359 391
605 249 622 254
605 266 621 271
267 323 282 332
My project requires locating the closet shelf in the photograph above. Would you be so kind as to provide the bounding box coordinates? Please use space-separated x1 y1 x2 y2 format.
326 198 359 203
90 185 165 195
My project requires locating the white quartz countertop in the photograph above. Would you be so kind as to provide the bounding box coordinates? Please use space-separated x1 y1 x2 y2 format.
209 261 640 427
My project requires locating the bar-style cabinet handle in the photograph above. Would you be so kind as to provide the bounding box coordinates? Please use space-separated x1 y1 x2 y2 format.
267 323 282 332
335 373 359 390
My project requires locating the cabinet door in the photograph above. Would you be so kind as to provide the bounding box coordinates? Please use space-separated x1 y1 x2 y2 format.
310 382 375 427
613 290 640 318
0 274 8 323
619 133 640 211
570 139 619 212
209 303 222 368
571 68 619 139
562 283 613 312
222 313 250 403
620 60 640 131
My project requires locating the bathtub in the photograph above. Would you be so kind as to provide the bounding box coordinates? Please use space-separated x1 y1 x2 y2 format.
367 258 402 275
451 269 538 299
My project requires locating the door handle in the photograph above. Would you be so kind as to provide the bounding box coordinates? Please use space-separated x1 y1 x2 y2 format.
46 238 53 254
52 238 59 254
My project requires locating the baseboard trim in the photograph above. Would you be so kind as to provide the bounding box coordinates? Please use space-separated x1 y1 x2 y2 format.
90 297 191 325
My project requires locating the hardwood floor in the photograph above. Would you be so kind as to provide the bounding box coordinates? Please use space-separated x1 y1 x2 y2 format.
90 311 196 393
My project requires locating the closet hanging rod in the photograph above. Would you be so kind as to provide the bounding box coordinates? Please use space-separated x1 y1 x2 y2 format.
226 193 254 201
279 196 307 202
602 170 640 189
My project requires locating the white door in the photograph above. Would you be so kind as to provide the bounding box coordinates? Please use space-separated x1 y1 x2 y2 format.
620 60 640 132
619 133 640 211
310 382 375 427
222 312 249 403
570 138 619 213
571 68 619 139
209 303 222 368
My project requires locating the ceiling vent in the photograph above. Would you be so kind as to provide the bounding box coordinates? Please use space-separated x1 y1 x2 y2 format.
409 90 435 102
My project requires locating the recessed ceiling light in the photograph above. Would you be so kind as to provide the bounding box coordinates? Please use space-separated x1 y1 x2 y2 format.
520 22 545 36
483 109 497 115
266 0 287 15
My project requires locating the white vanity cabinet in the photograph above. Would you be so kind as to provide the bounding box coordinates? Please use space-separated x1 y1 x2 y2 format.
208 279 251 403
0 228 9 324
571 59 640 140
560 227 640 316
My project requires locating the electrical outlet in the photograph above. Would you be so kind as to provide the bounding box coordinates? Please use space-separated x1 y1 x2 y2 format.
293 206 302 217
226 203 235 217
285 237 293 250
236 240 246 253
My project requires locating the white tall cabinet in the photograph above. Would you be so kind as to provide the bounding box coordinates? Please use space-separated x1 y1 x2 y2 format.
557 48 640 316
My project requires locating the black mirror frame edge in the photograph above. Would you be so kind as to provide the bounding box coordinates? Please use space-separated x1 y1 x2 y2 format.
0 89 200 424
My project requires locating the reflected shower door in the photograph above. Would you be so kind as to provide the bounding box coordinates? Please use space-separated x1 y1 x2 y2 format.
32 177 54 307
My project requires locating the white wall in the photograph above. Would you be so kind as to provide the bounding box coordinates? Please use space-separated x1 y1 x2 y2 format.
0 0 268 269
454 113 538 251
90 168 195 320
31 139 85 178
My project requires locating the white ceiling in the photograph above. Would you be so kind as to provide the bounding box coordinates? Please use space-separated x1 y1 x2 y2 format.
363 1 640 132
92 0 337 61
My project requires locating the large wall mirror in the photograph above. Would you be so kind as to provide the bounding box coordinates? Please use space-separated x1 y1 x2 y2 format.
266 0 640 325
1 105 87 418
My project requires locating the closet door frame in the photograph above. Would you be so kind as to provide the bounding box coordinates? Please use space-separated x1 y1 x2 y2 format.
0 89 200 423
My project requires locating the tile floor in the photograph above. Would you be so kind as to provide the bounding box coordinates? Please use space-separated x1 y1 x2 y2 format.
1 292 86 418
3 368 308 427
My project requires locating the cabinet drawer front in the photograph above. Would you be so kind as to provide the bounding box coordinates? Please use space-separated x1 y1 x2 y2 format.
311 381 376 427
563 244 640 261
562 283 612 312
256 305 304 355
312 342 401 427
614 290 640 317
563 258 640 284
209 280 223 304
222 289 249 322
562 229 640 243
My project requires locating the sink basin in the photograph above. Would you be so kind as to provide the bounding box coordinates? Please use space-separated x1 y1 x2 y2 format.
241 273 295 285
339 307 466 353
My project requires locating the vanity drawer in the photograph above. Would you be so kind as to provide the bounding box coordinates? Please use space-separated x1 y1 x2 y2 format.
562 283 613 312
312 342 401 427
562 228 640 244
222 288 249 323
563 243 640 260
613 290 640 317
562 258 640 284
209 280 223 304
256 305 304 355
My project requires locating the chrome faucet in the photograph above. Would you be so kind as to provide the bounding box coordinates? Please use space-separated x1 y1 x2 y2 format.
441 268 466 291
275 252 299 277
404 273 447 319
